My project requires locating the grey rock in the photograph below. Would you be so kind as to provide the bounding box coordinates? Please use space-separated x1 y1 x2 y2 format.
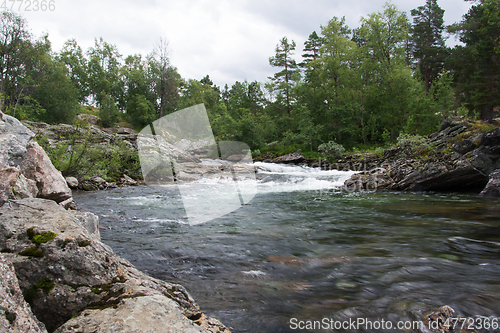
59 198 77 210
54 295 210 333
0 255 48 333
76 113 99 125
20 141 72 203
118 174 137 186
480 127 500 146
91 176 106 184
480 169 500 197
71 211 100 241
0 167 19 206
65 177 78 189
0 198 230 333
12 174 38 200
452 139 475 154
272 152 305 164
0 111 35 167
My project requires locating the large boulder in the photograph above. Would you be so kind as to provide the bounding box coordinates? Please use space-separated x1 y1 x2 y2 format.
0 111 35 167
0 111 75 208
20 141 72 203
0 255 48 333
0 198 230 333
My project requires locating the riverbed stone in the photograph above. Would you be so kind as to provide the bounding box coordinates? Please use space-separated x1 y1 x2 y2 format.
0 198 230 333
65 177 78 189
0 255 48 333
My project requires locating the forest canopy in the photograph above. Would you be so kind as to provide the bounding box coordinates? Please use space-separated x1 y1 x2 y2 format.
0 0 498 154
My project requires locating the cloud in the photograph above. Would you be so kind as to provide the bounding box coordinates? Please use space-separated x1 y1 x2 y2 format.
18 0 473 88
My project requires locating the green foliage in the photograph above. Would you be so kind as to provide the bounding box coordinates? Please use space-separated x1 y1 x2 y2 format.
37 129 141 182
126 94 156 129
318 141 345 158
396 133 430 151
98 94 120 127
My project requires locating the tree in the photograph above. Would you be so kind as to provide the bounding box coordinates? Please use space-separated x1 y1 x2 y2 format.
86 37 122 105
269 37 300 115
58 39 89 103
448 0 499 121
98 94 120 127
150 38 179 118
0 11 31 111
32 60 80 124
411 0 448 92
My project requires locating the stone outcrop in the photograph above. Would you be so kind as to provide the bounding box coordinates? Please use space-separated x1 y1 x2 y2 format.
0 255 48 333
272 152 305 164
480 169 500 197
0 112 75 208
20 141 72 203
343 118 500 194
0 198 230 333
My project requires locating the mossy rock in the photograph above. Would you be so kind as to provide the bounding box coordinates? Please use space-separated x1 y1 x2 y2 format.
19 247 44 257
27 228 57 244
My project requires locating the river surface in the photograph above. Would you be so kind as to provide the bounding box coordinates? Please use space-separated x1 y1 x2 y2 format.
73 163 500 332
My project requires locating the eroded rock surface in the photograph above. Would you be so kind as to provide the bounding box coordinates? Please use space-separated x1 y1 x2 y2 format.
343 118 500 193
0 111 74 208
0 198 230 333
0 255 48 333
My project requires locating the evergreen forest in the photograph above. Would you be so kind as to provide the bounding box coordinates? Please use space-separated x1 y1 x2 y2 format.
0 0 499 156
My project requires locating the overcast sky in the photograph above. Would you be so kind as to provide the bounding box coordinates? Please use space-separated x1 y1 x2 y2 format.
19 0 472 88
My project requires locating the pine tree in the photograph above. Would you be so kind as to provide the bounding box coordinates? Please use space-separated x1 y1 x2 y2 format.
411 0 448 92
269 37 300 115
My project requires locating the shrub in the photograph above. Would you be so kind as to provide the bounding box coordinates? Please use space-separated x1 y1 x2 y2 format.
396 133 430 151
318 141 345 158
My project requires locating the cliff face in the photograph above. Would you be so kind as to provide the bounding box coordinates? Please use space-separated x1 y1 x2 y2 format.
343 118 500 195
0 112 230 333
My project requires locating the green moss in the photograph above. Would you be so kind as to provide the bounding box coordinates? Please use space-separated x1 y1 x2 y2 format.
35 278 55 293
27 228 57 244
32 232 57 244
70 312 81 319
24 286 38 303
78 240 91 247
19 247 44 257
24 278 54 303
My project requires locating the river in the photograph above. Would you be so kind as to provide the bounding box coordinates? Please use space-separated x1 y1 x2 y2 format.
73 163 500 332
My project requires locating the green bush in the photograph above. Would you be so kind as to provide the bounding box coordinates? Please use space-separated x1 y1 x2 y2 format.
36 127 141 182
318 141 345 158
396 133 430 151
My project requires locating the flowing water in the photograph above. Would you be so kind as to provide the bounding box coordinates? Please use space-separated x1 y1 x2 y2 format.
73 163 500 332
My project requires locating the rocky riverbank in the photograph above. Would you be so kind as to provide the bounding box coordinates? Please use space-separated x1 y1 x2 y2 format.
0 111 230 333
257 118 500 196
